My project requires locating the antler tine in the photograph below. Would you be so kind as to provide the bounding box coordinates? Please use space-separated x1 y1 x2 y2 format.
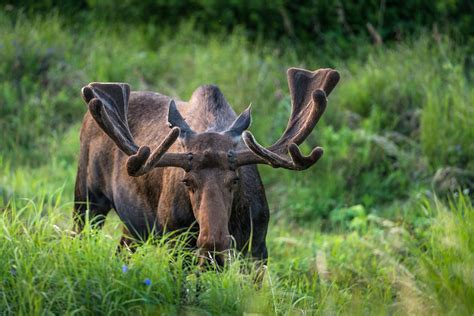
235 68 339 170
127 127 186 176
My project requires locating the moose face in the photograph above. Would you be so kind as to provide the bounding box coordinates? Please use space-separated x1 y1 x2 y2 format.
178 132 241 263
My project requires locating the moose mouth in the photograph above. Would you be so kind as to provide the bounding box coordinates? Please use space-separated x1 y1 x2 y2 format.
197 249 230 268
195 236 234 268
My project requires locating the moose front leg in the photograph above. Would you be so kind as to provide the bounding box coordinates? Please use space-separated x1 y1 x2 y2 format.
73 176 112 233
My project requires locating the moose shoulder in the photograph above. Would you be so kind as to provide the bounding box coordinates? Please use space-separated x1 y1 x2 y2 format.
74 67 339 265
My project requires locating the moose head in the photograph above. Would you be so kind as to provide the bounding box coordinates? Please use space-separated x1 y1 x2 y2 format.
79 68 339 264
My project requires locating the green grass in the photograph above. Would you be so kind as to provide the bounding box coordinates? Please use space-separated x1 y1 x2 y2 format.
1 12 473 315
1 185 472 314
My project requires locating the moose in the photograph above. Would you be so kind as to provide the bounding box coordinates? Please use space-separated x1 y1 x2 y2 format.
74 67 339 265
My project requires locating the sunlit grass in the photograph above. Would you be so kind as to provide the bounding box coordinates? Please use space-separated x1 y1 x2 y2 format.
1 185 472 314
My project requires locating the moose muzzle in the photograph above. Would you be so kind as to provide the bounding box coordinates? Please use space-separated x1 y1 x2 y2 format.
195 183 232 266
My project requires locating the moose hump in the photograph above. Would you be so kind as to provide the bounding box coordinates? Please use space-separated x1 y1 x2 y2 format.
188 84 237 132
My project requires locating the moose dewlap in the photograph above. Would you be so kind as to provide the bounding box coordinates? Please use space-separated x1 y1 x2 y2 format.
74 68 339 265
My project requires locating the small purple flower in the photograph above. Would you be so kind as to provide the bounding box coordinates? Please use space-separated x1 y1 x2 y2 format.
10 268 16 276
122 265 128 273
143 278 151 286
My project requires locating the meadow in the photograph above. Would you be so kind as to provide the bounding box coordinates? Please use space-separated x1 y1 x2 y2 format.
0 10 473 315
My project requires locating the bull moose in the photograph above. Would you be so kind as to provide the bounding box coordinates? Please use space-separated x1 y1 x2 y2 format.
74 67 339 265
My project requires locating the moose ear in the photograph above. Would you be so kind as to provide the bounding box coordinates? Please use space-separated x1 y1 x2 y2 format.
224 105 252 138
167 99 194 138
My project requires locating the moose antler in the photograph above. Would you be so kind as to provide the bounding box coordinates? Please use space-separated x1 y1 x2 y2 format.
235 68 339 170
81 83 191 176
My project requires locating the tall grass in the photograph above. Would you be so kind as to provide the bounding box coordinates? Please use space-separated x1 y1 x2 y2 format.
1 187 472 314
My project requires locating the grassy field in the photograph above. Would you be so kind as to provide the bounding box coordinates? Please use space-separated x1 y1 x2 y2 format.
1 12 473 315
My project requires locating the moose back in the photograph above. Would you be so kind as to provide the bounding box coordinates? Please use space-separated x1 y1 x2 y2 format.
74 67 339 264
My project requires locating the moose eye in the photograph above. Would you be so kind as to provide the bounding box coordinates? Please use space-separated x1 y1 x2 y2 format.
182 179 192 187
232 177 240 185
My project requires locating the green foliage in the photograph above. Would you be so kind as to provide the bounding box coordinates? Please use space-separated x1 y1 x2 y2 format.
0 14 84 163
269 38 472 220
330 204 367 231
421 63 474 169
1 189 472 314
334 38 473 169
7 0 474 46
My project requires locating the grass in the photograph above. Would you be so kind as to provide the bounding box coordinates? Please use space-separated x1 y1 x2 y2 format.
1 187 472 314
0 11 473 315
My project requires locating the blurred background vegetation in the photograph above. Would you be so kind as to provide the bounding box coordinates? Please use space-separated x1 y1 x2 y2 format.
1 0 472 220
0 1 473 314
